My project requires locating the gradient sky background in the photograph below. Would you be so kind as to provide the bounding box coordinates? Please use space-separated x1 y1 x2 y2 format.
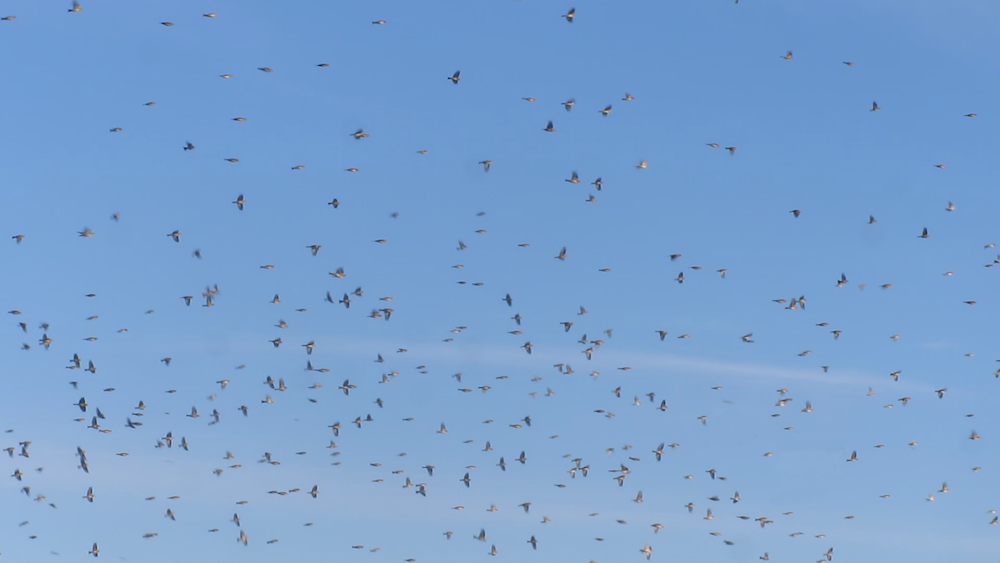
1 0 999 561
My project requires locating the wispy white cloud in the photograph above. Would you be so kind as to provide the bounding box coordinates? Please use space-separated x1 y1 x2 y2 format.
305 335 936 393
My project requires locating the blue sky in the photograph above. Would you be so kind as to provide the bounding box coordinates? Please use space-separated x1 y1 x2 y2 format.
1 0 998 561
